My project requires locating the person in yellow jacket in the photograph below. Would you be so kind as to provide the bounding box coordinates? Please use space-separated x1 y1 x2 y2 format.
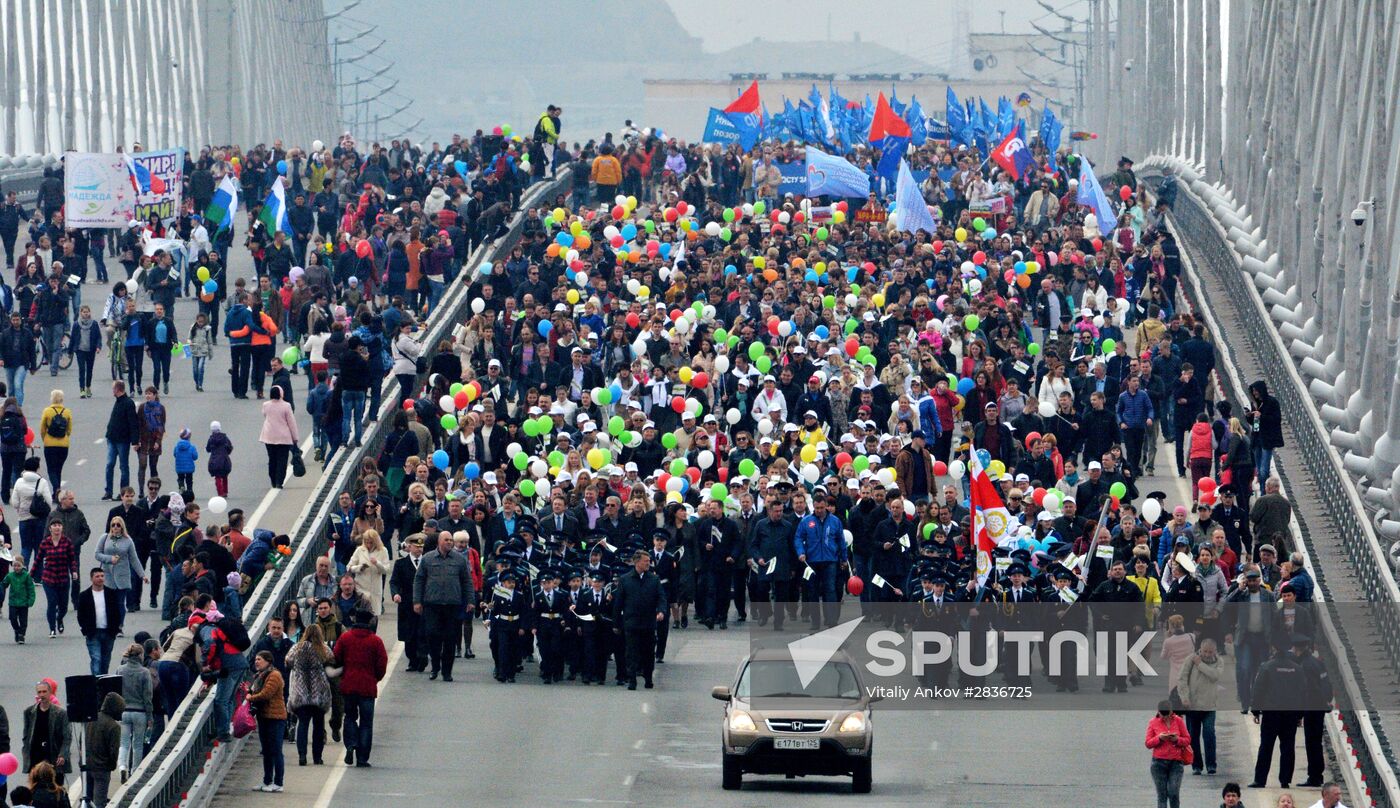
38 389 72 492
591 144 622 206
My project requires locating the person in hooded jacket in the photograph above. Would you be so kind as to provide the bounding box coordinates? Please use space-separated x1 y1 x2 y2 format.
1247 380 1284 484
82 690 124 805
205 421 233 499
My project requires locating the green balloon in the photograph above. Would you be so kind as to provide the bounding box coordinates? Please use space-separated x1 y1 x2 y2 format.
692 301 705 316
815 226 829 241
449 382 464 395
719 227 732 242
738 458 757 477
748 341 765 361
661 432 678 450
618 430 633 446
753 200 766 215
861 354 878 367
823 295 836 309
596 387 613 405
709 483 727 501
850 283 860 295
923 523 935 539
440 414 458 431
535 415 553 434
281 346 300 365
855 346 871 360
727 335 740 349
644 219 656 233
608 415 625 436
1110 481 1128 500
519 479 537 498
853 455 870 472
844 318 858 335
715 328 729 343
1101 338 1117 355
597 449 613 467
972 216 986 231
548 451 566 468
669 457 687 476
722 208 735 222
1027 342 1041 356
514 452 530 470
964 314 981 331
522 419 538 437
755 356 772 373
543 215 555 228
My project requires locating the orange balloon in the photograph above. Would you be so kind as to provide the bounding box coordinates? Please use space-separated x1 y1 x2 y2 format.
685 229 699 241
546 243 562 258
791 257 806 269
763 269 779 282
576 234 591 250
627 250 641 263
1016 273 1031 288
200 292 214 303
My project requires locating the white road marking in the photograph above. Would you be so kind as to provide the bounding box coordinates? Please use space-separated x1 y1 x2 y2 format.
246 433 315 529
74 459 86 466
633 739 645 750
640 701 651 715
622 774 634 787
94 437 105 444
312 639 404 808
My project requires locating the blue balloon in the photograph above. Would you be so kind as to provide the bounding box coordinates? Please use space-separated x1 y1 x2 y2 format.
609 383 623 402
454 160 468 176
846 266 859 282
555 232 573 247
956 377 974 396
976 448 992 467
1014 261 1027 275
983 228 997 240
432 450 450 470
926 279 936 289
814 325 830 339
620 223 637 241
805 270 819 283
538 320 552 338
725 264 737 275
203 279 217 294
464 461 481 480
565 268 576 282
679 477 690 494
658 243 672 258
276 159 287 174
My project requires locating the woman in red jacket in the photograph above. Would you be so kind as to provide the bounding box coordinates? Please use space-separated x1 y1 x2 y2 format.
1146 700 1193 808
333 609 388 767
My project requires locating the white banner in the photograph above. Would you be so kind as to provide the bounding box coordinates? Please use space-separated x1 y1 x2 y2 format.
63 152 133 228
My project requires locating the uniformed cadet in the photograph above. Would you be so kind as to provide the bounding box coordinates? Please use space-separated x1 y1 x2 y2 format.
532 568 567 683
561 569 585 680
912 571 958 687
487 570 530 682
1046 568 1081 692
574 569 613 684
650 530 674 664
997 561 1039 686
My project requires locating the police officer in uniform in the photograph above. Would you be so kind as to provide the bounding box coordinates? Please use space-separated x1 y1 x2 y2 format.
486 570 530 683
1045 568 1081 692
1292 634 1332 788
649 530 674 664
561 569 585 680
1088 559 1144 692
996 561 1039 686
1249 640 1306 788
911 571 958 687
532 568 567 683
389 533 427 671
573 569 612 684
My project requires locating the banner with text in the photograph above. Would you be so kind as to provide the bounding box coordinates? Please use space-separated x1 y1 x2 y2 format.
132 148 186 224
63 152 133 228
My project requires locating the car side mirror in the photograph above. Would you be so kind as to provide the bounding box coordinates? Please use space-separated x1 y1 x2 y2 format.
711 685 732 702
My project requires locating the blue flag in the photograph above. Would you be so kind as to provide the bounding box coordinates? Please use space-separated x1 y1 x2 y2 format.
906 97 927 146
701 107 742 146
946 87 970 146
1040 104 1063 175
810 85 835 147
889 85 906 116
805 147 872 198
996 96 1015 138
895 159 937 235
1076 157 1117 236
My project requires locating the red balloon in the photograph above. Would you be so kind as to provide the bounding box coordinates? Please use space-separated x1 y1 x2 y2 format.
862 261 876 274
23 428 33 447
657 472 671 491
933 460 947 476
847 575 864 596
402 399 415 410
972 250 986 265
454 391 470 409
676 201 689 216
845 337 859 357
1091 237 1104 252
671 396 686 413
1119 185 1133 201
355 239 372 259
1199 490 1217 506
1032 487 1047 506
664 207 679 222
691 371 710 389
770 211 781 223
835 452 853 469
1109 495 1121 510
717 467 729 483
625 311 641 328
771 223 785 235
685 468 701 485
609 235 624 249
1197 477 1217 494
768 320 780 336
793 211 805 224
835 200 849 212
932 240 944 253
611 205 626 221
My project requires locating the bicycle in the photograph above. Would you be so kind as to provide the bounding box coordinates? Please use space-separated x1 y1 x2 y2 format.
108 329 127 380
27 328 72 373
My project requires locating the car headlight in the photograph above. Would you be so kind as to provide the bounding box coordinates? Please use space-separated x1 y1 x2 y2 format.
728 711 757 732
838 712 867 733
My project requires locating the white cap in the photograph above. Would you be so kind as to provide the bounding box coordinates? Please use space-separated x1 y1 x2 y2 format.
488 359 502 368
483 472 499 484
624 461 638 472
1088 461 1103 470
528 406 543 416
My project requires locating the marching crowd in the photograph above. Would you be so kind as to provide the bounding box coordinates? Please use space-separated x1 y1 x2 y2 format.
0 101 1341 808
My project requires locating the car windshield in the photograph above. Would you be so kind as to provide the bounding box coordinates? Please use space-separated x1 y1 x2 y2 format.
736 659 861 699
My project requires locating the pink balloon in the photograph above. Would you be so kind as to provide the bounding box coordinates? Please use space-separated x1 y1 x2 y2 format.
0 752 18 776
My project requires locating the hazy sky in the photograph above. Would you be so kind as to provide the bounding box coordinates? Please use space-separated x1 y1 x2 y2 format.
663 0 1063 55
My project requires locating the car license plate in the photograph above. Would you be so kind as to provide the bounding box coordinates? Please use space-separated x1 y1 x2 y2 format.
774 738 820 750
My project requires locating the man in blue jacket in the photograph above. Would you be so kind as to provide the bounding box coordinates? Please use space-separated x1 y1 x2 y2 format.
223 291 253 399
793 493 848 630
1115 374 1155 478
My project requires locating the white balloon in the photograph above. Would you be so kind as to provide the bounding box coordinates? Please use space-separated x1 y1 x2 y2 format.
777 321 793 337
632 337 648 355
566 249 579 263
659 267 672 282
627 431 644 448
471 299 485 314
604 225 620 240
125 279 139 294
741 204 753 216
683 307 698 322
1141 498 1162 523
666 477 684 493
714 355 730 374
536 480 551 498
845 294 858 307
903 499 916 518
575 271 589 287
697 450 715 469
948 459 966 479
961 261 975 274
1092 315 1105 328
778 211 791 224
439 395 456 412
876 468 895 486
615 194 628 207
703 304 717 320
1039 400 1056 418
626 278 641 294
531 459 549 478
967 279 983 295
207 496 228 515
725 407 741 425
673 317 690 334
705 222 721 237
311 139 324 152
801 464 821 483
506 442 522 457
686 398 703 415
757 419 774 435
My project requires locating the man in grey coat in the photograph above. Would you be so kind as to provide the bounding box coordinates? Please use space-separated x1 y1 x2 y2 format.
413 531 475 682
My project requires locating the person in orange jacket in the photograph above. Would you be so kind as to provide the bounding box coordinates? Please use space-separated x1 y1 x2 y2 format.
227 302 280 399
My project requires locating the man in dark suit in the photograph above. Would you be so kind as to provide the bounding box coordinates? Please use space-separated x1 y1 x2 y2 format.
551 346 602 402
77 568 125 676
574 570 613 684
612 550 667 690
649 530 675 663
390 533 427 671
540 495 581 549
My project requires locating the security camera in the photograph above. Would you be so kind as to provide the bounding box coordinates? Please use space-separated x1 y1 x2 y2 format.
1352 206 1368 226
1123 59 1134 72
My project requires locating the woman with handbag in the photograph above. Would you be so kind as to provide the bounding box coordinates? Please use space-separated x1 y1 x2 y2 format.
245 650 288 792
285 624 335 766
390 319 423 406
347 529 391 615
259 385 299 489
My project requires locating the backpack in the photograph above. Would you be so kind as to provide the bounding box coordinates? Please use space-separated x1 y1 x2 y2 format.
143 402 164 436
28 482 50 520
0 412 23 447
45 406 68 439
215 615 251 652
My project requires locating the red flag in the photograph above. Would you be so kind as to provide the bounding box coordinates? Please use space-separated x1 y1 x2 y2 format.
968 453 1012 583
867 92 911 143
990 126 1032 180
723 80 762 118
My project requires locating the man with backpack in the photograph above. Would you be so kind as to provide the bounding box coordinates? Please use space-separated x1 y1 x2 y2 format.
0 402 28 501
192 603 251 742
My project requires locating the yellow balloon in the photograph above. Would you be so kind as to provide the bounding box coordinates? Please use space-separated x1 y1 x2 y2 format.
566 289 580 304
570 220 583 236
889 468 897 481
638 285 650 298
800 444 818 463
550 466 561 477
814 261 826 274
955 227 968 242
553 207 566 221
832 210 846 224
679 219 691 231
753 256 766 270
679 367 694 384
626 195 638 210
989 460 1006 478
666 490 683 503
587 448 606 469
872 293 886 308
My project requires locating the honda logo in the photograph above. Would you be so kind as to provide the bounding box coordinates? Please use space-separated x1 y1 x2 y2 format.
791 721 804 732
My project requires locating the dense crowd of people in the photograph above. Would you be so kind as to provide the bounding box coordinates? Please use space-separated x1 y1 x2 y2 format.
0 99 1344 806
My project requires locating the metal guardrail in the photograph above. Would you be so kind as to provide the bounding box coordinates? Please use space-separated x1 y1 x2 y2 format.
1149 168 1400 806
113 168 574 807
